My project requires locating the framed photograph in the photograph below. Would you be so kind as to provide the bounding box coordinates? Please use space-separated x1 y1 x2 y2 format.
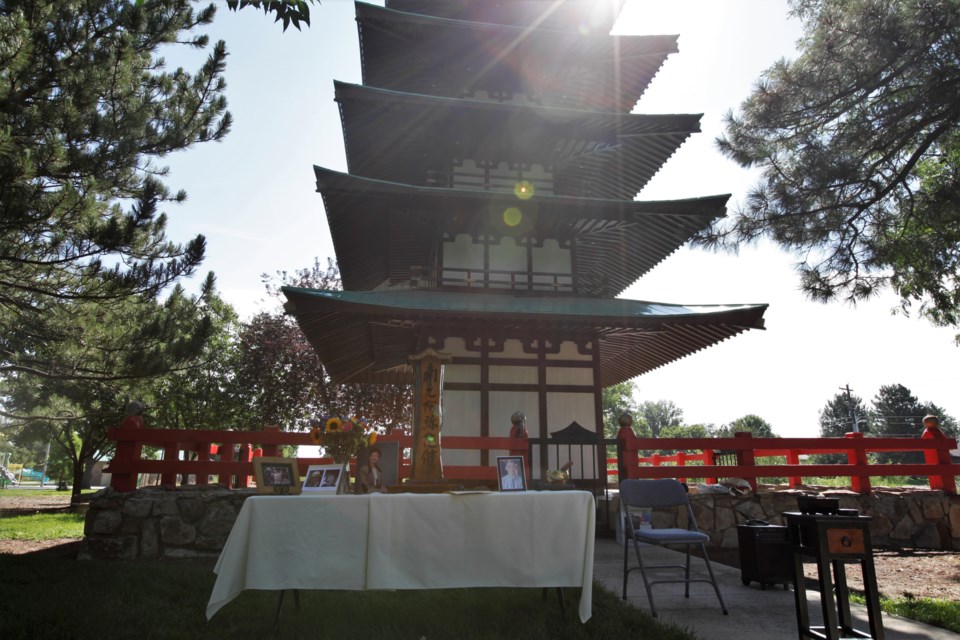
496 456 527 492
354 441 400 493
253 457 301 495
302 464 344 494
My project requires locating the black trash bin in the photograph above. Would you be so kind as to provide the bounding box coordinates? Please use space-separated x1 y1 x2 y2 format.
737 520 793 590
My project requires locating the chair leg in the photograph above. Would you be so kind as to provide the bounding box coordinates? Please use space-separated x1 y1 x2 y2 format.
622 533 660 616
699 544 729 615
622 534 629 600
632 538 658 618
684 545 692 598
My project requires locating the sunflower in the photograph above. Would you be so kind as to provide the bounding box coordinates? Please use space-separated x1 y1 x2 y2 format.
309 425 324 446
325 417 342 432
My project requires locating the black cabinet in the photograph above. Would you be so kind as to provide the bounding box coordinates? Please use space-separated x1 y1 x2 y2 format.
737 522 793 589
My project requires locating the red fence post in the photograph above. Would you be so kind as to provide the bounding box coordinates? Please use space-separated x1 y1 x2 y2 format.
110 415 144 493
734 432 757 492
194 443 211 486
261 425 281 458
844 432 871 494
786 450 802 488
676 451 687 484
507 433 530 479
703 449 718 485
921 418 956 494
617 424 641 482
236 443 252 488
161 443 178 488
220 443 234 490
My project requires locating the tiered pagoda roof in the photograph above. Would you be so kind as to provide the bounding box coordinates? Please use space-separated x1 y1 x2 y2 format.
336 81 700 199
357 2 677 112
283 0 768 385
315 166 729 296
283 286 767 386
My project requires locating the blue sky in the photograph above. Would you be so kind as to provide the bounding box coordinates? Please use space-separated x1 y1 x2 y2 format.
160 0 960 437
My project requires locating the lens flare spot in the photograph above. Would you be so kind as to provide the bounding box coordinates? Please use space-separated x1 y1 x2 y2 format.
514 181 534 200
503 207 523 227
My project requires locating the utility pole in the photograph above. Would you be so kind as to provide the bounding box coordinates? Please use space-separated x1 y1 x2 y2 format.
840 384 860 433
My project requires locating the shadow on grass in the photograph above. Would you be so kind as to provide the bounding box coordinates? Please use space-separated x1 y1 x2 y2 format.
0 552 698 640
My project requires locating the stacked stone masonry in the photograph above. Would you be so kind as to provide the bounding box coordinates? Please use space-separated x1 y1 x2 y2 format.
79 484 959 561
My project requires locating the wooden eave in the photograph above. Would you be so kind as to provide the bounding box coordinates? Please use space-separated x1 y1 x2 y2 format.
357 2 677 112
281 287 767 387
335 82 701 200
383 0 628 33
314 166 728 296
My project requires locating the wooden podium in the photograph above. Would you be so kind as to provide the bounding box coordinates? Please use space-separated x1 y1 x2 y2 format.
785 511 884 640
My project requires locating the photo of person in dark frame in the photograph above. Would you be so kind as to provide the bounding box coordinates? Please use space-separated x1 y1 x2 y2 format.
305 469 323 487
498 457 525 491
263 464 292 486
355 447 384 494
321 469 340 488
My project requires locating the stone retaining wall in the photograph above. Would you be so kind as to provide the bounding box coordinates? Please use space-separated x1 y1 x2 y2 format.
686 487 960 550
79 485 960 561
79 485 255 561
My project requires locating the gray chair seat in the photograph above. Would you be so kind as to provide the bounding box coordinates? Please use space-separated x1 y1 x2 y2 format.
620 478 728 617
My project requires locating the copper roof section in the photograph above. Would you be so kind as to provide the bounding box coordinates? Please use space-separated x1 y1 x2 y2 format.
282 287 767 387
335 82 701 199
314 166 728 296
383 0 628 33
357 2 677 112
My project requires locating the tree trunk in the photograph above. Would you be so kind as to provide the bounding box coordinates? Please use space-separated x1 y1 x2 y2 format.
81 455 94 489
71 459 84 498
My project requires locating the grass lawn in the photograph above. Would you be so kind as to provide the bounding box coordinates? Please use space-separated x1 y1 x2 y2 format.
0 491 696 639
0 511 85 539
0 488 96 498
0 553 697 640
3 490 957 637
850 592 960 634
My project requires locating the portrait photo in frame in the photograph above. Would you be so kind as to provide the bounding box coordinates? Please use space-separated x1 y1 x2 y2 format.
354 441 400 493
496 456 527 492
302 464 344 494
253 457 301 495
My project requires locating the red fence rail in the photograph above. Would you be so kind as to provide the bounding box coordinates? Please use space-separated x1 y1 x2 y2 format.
616 427 958 495
104 418 958 495
104 416 528 492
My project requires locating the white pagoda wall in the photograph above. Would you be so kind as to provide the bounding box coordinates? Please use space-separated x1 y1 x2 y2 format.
441 234 573 291
438 337 601 483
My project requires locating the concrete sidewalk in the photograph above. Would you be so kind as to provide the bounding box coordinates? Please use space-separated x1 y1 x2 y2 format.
592 538 958 640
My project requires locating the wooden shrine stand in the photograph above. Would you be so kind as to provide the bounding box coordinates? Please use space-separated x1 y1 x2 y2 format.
785 511 884 640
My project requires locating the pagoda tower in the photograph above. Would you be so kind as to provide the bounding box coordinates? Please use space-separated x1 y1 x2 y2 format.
283 0 768 485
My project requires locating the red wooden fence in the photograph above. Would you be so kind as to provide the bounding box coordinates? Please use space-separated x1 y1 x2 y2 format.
104 417 528 492
104 418 958 495
616 426 958 495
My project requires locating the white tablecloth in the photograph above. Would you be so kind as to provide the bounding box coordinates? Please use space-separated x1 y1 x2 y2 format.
206 491 596 623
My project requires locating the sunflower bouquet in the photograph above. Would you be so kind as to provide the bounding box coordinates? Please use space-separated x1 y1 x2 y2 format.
309 416 377 463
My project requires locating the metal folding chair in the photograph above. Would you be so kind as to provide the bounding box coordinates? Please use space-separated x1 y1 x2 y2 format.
620 478 728 617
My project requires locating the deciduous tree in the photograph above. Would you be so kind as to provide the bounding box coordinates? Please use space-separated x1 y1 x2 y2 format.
713 0 960 334
815 390 870 463
233 259 412 433
637 400 683 439
715 414 778 438
601 382 641 438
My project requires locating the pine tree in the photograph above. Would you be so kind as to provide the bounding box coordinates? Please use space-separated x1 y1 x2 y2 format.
713 0 960 334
